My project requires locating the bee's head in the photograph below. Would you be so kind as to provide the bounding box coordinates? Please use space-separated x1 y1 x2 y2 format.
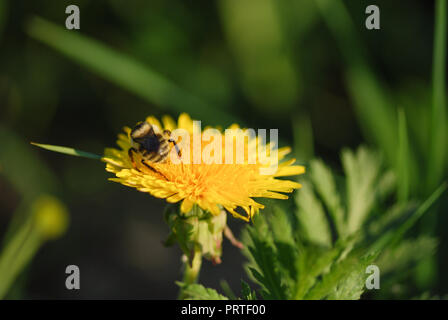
130 121 154 143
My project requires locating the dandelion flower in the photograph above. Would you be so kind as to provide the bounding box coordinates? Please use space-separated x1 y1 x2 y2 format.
104 113 304 221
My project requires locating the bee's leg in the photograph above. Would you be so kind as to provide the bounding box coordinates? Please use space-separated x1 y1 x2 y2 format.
140 160 169 180
128 147 139 170
170 140 182 158
163 129 182 159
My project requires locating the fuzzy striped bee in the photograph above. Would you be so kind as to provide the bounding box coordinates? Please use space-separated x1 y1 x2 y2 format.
128 121 181 178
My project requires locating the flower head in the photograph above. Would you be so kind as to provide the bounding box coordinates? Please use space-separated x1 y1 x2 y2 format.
104 113 304 221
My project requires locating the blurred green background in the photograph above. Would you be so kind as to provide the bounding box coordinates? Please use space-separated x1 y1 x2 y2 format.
0 0 446 298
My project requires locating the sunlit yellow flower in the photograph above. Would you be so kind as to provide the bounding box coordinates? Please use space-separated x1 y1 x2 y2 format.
103 113 304 221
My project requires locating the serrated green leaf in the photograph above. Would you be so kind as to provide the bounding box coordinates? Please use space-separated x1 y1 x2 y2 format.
239 145 444 301
246 225 288 299
270 206 295 246
327 268 365 300
295 181 332 247
342 147 381 234
309 159 345 236
176 283 229 300
241 280 257 300
304 249 377 300
269 207 298 285
294 242 343 299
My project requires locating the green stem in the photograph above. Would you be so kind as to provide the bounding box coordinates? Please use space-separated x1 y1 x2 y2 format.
178 251 202 299
0 215 43 299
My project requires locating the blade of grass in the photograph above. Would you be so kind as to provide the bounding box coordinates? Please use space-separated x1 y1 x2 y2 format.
30 142 102 160
397 108 410 203
371 183 447 253
25 17 237 127
427 0 447 191
31 142 127 169
418 0 447 289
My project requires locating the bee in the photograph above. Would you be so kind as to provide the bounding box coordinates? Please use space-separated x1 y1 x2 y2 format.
128 121 181 179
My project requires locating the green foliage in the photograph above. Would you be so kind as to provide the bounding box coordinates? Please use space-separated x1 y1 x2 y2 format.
188 147 445 300
241 280 257 300
176 283 229 300
248 147 443 299
176 280 258 301
316 0 447 286
295 181 332 247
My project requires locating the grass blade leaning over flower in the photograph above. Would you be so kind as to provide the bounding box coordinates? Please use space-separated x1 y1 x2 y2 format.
31 142 126 169
30 143 103 160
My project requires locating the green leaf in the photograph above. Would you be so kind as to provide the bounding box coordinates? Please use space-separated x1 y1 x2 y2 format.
241 280 257 300
342 147 381 234
309 159 345 236
295 181 332 247
294 242 343 299
31 142 102 160
240 146 444 300
304 249 377 300
245 216 288 299
326 267 366 300
269 207 298 285
176 283 229 300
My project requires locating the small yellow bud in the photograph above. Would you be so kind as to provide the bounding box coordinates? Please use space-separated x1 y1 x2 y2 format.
32 195 69 240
